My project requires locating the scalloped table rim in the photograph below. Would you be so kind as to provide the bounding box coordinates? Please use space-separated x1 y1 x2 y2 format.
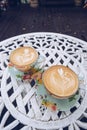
1 32 87 129
1 66 87 129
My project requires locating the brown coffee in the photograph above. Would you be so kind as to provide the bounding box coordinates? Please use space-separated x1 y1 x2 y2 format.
43 65 79 99
10 46 38 72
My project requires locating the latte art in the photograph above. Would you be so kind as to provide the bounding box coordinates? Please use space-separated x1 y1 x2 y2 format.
57 68 75 89
43 65 78 98
14 50 35 65
9 46 38 72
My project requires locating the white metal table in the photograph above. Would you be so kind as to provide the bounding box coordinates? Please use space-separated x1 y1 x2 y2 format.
0 32 87 130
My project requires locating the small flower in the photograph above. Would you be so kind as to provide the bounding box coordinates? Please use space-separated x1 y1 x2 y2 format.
51 105 57 111
42 99 57 111
38 78 43 84
8 62 13 67
22 74 31 80
31 71 42 80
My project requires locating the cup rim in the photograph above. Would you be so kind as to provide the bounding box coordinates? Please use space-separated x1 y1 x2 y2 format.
9 46 39 67
42 65 79 99
44 85 79 99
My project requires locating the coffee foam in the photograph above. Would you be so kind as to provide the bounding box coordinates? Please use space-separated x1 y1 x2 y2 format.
43 65 78 98
10 46 38 66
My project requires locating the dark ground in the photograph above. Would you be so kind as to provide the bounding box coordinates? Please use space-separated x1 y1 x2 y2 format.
0 4 87 42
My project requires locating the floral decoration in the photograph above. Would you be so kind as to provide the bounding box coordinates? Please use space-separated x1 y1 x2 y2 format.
8 62 43 84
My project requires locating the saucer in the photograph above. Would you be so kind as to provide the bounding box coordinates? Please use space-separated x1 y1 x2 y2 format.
8 55 45 81
36 83 80 111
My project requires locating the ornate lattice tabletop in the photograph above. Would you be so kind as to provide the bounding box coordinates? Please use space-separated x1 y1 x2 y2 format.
0 32 87 130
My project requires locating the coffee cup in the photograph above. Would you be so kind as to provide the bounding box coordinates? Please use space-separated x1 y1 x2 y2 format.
42 65 79 99
8 46 45 80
